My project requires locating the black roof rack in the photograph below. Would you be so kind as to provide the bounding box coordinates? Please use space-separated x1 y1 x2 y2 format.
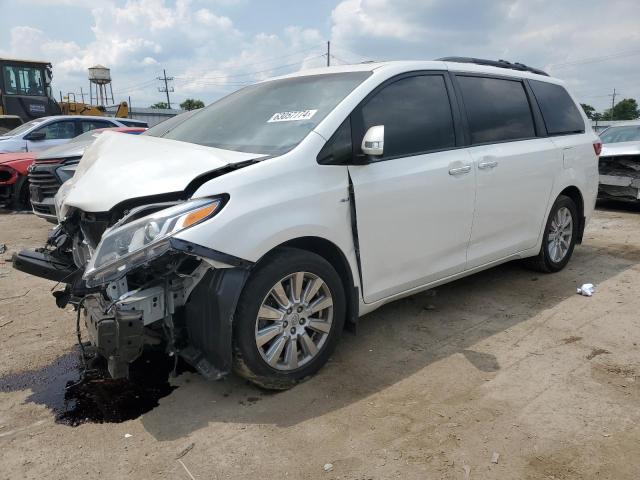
436 57 549 77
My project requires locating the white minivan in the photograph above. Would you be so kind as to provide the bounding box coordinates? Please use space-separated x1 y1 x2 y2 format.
13 58 600 388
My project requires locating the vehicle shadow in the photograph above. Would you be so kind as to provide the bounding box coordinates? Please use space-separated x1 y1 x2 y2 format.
596 199 640 214
141 241 640 441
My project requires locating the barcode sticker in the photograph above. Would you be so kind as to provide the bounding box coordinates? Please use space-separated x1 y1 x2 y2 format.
267 109 318 123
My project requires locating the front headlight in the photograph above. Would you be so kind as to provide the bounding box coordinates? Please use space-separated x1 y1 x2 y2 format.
83 197 224 286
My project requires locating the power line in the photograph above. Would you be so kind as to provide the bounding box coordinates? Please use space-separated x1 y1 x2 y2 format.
549 49 640 70
213 45 322 71
330 47 374 64
329 54 351 65
113 78 157 95
176 55 325 81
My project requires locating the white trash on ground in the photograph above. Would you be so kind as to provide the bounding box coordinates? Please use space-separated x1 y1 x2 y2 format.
577 283 595 297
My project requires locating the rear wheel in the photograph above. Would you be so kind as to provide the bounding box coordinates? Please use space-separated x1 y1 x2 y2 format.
9 177 30 210
233 247 346 389
524 195 578 272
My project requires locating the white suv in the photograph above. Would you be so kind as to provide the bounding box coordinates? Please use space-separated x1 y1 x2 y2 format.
14 58 600 388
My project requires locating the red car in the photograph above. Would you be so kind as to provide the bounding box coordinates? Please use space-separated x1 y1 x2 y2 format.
0 151 35 208
0 126 145 209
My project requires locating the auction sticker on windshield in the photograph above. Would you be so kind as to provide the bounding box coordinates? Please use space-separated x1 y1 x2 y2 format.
267 109 318 123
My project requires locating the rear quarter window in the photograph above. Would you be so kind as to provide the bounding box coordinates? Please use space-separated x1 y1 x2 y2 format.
529 80 585 136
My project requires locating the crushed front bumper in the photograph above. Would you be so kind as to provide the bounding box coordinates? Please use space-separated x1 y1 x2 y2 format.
598 174 640 202
13 237 253 381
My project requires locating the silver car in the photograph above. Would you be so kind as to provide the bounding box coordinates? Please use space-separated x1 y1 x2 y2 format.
0 115 147 153
598 122 640 202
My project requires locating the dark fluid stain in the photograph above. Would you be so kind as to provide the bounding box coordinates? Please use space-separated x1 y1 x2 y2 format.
0 349 185 426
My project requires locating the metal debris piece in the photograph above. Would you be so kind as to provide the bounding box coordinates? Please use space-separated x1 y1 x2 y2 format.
176 442 195 459
323 463 334 472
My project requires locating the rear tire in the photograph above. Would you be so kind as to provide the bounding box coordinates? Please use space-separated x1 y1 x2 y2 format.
524 195 578 273
233 247 346 390
9 177 30 210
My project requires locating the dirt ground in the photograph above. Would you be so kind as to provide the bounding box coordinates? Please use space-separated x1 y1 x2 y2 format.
0 203 639 480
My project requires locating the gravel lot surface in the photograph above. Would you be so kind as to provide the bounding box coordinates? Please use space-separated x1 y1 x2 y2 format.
0 204 639 479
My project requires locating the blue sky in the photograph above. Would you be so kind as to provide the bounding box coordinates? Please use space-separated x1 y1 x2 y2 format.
1 0 639 112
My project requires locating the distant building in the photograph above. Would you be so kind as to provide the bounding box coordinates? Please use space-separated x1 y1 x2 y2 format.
105 106 183 127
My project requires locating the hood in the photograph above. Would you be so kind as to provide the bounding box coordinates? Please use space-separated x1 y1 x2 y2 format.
0 137 23 154
36 140 93 161
0 152 35 166
600 141 640 157
60 131 266 213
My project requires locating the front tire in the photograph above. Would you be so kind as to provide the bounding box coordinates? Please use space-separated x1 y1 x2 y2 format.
525 195 578 273
233 247 346 390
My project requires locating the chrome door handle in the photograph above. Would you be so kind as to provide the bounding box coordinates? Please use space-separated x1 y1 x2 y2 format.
478 160 498 169
448 165 472 175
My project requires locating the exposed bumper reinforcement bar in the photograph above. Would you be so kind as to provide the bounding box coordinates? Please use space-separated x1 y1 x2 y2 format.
84 296 145 379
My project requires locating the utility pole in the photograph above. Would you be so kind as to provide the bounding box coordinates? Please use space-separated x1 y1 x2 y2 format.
157 69 174 109
608 88 617 120
327 41 330 67
80 87 85 103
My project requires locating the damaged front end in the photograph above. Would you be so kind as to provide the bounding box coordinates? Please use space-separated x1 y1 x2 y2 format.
13 198 252 380
598 152 640 202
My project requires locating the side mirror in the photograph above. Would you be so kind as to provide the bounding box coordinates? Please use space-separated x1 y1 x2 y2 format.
361 125 384 156
25 131 46 141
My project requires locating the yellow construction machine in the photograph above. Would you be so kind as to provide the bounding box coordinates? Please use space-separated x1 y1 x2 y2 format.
0 58 129 134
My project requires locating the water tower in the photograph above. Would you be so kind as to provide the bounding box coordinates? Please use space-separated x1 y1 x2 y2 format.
88 64 114 106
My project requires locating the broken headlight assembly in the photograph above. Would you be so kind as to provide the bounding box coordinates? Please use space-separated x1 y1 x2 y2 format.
83 197 225 287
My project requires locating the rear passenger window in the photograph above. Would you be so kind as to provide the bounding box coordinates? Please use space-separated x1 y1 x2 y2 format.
529 80 584 136
457 76 535 144
360 75 455 158
81 120 113 133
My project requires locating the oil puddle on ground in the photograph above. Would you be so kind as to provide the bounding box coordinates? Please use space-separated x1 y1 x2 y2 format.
0 349 182 426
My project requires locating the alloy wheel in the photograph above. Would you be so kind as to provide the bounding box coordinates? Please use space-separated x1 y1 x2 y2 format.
254 272 334 371
547 206 573 263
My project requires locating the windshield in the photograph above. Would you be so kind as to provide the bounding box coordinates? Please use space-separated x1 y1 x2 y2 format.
3 118 47 137
144 110 199 137
162 72 371 155
600 125 640 144
3 65 45 96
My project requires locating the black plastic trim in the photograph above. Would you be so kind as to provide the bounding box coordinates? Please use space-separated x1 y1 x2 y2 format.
438 57 549 76
181 267 251 379
169 238 254 269
12 248 78 283
523 79 549 137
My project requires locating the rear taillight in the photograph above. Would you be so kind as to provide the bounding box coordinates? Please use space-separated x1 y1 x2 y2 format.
593 142 602 156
